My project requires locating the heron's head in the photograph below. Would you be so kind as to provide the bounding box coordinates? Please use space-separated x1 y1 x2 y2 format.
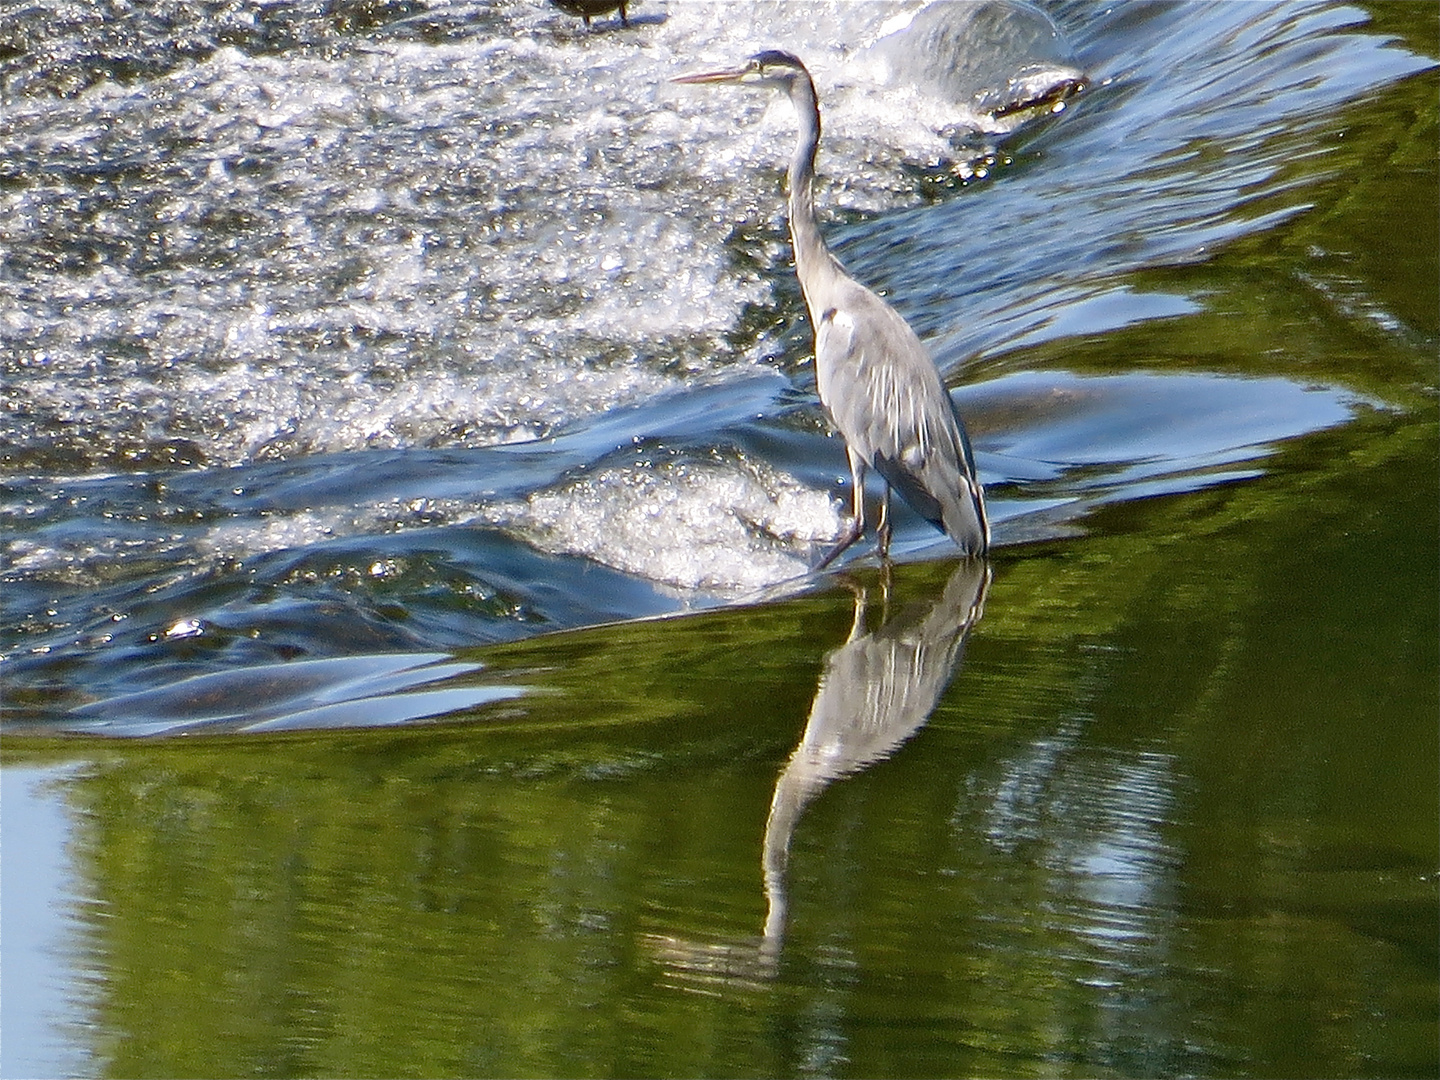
672 49 810 92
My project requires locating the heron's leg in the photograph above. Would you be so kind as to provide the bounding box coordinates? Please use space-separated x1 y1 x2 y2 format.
840 579 868 642
816 448 866 570
876 485 893 563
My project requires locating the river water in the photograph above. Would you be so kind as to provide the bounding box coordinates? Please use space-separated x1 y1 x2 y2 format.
2 1 1436 1077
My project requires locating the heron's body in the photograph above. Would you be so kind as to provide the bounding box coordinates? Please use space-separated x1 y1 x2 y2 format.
675 51 988 564
551 0 628 28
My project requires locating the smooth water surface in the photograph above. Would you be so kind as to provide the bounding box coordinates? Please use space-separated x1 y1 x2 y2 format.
2 1 1436 1077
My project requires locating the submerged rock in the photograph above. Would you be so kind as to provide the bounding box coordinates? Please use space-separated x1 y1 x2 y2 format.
870 0 1085 129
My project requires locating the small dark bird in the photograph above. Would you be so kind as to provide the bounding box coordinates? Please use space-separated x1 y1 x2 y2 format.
675 51 989 565
550 0 628 28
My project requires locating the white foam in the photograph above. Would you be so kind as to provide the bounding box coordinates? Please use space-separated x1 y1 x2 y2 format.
491 452 842 594
1 1 1025 475
196 508 353 562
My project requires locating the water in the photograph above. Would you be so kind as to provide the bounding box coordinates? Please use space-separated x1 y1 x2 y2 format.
2 1 1436 1077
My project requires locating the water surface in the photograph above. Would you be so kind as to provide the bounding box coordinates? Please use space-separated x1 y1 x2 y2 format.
2 1 1436 1077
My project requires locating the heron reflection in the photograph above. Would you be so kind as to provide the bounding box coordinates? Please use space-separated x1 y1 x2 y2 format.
762 558 990 951
645 559 989 987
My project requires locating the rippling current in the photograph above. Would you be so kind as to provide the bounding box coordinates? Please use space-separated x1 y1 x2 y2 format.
0 0 1430 726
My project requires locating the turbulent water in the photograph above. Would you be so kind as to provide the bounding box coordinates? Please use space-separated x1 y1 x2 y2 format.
0 0 1430 725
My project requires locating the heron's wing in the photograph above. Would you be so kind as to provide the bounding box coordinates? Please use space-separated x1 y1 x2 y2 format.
872 385 987 553
814 290 986 551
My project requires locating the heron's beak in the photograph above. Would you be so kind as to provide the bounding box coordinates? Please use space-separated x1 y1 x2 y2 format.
671 68 747 86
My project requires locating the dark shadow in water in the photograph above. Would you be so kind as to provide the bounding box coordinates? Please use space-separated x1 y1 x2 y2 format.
647 558 990 988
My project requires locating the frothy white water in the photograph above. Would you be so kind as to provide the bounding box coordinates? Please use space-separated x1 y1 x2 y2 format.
1 1 1067 473
490 450 842 593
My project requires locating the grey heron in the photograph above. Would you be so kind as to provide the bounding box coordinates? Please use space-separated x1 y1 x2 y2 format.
674 51 989 566
551 0 628 28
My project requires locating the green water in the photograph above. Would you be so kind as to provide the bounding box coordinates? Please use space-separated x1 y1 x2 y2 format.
4 4 1438 1078
19 400 1435 1076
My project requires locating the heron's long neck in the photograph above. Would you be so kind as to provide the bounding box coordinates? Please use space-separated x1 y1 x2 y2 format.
785 74 838 310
